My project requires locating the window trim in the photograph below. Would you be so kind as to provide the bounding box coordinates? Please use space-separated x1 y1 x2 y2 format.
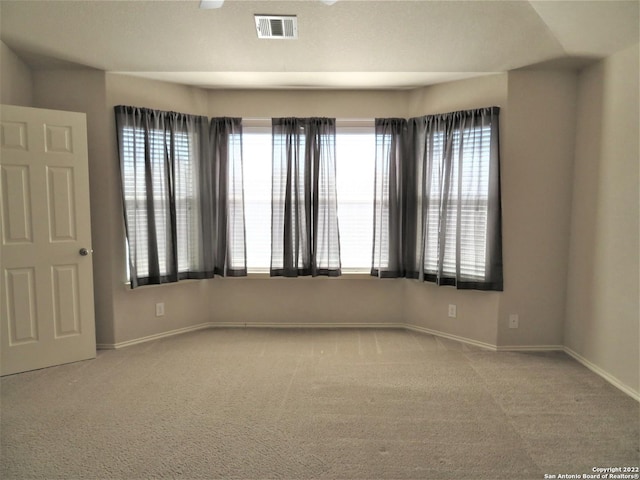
335 120 375 274
242 121 272 274
120 125 200 282
242 118 376 276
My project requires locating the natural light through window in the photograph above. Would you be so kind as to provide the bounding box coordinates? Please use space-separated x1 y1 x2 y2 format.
242 126 272 271
242 122 375 273
121 126 197 279
335 125 375 272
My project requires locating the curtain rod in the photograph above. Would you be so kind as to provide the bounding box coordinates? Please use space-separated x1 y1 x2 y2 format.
241 117 375 129
241 117 374 122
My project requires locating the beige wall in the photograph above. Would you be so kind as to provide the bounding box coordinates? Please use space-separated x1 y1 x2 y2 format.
565 43 640 395
499 70 578 347
406 73 508 118
0 41 33 106
208 89 409 118
404 282 501 347
207 277 405 326
108 73 210 117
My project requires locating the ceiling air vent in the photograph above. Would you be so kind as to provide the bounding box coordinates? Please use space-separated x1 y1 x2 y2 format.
255 15 298 40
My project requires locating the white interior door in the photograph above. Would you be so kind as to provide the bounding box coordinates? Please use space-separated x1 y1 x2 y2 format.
1 104 96 376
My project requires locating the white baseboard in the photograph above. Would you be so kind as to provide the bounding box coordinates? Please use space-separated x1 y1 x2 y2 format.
402 324 498 351
209 321 401 330
563 346 639 402
496 344 564 352
92 322 575 355
96 323 211 350
97 322 400 349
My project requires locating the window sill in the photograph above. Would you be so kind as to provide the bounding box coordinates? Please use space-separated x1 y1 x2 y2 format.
243 270 374 280
123 270 375 287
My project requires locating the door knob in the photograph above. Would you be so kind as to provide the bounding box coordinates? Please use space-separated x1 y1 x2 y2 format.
79 248 91 256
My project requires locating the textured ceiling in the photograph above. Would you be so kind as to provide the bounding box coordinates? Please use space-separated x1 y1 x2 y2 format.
0 0 638 89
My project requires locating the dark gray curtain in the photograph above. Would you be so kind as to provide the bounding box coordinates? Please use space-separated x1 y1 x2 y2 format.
115 106 209 287
271 117 341 277
206 117 247 277
115 106 247 288
372 118 408 277
372 107 503 291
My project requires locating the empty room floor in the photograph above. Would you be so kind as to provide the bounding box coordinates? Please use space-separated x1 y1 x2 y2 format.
1 328 638 479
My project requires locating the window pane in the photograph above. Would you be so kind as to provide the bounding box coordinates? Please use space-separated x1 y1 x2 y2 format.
243 125 374 273
173 130 198 273
121 126 198 280
336 129 375 271
423 125 491 280
243 130 272 270
458 125 490 280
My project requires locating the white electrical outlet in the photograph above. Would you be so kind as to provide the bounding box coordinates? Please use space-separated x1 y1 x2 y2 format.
448 304 457 318
508 314 519 329
155 302 165 317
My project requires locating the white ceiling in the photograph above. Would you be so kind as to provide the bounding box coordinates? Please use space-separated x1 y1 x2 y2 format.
0 0 638 90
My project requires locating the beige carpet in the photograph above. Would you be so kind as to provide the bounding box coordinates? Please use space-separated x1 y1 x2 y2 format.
1 328 638 479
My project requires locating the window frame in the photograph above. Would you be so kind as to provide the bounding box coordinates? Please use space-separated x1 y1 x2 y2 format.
241 118 376 276
422 126 491 282
242 120 273 274
335 119 375 274
120 125 200 282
